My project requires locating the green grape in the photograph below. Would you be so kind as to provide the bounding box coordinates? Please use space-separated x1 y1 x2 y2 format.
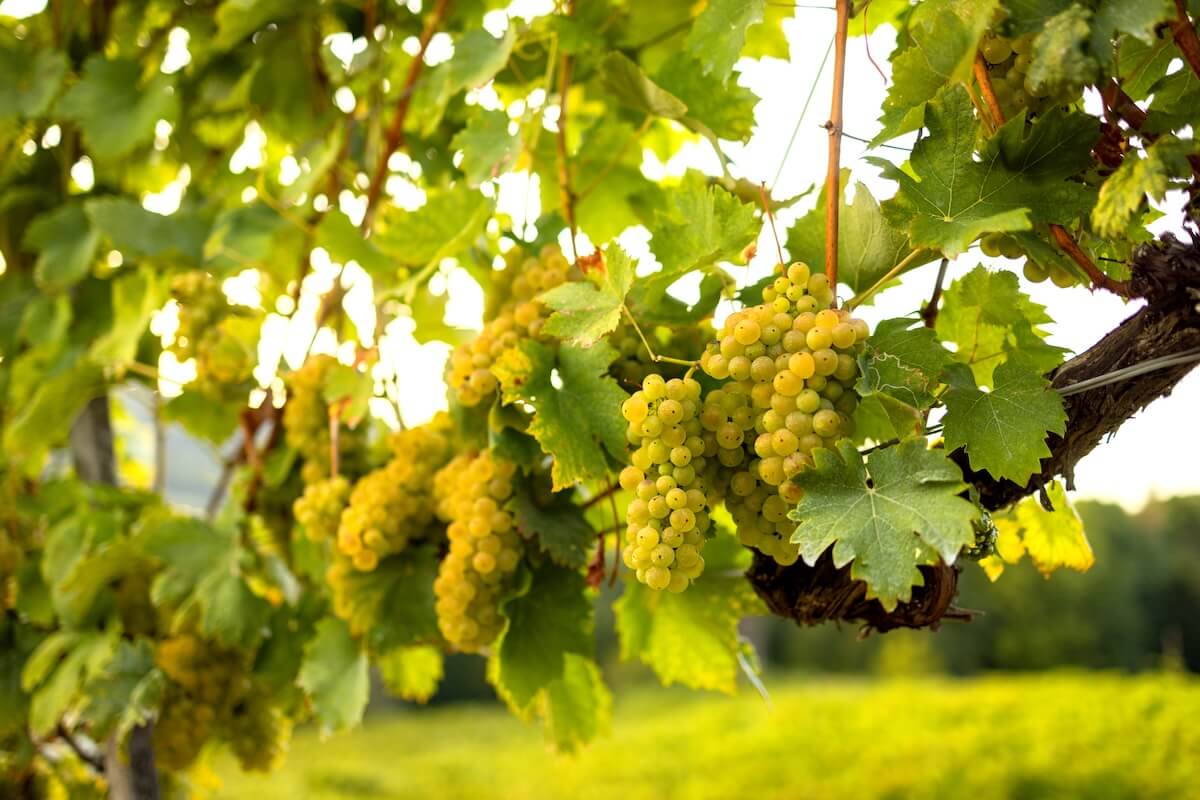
432 453 523 652
169 273 258 396
620 375 711 592
1049 264 1077 288
153 634 249 771
153 688 215 771
293 476 350 543
1023 259 1050 283
699 262 869 565
448 246 571 407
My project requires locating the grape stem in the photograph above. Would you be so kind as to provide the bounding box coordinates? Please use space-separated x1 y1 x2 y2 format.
844 247 927 310
822 0 851 304
621 305 699 367
581 483 619 509
362 0 453 230
972 52 1131 297
1170 0 1200 80
919 258 950 329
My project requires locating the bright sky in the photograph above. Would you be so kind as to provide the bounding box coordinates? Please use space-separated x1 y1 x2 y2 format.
6 0 1188 511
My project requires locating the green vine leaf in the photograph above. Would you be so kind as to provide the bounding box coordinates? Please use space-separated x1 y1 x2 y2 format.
1092 135 1198 237
789 440 980 611
377 645 443 704
25 206 100 292
324 548 439 655
298 618 369 735
981 481 1094 579
873 85 1094 257
648 182 758 282
495 562 593 711
58 57 179 160
942 359 1067 484
685 0 765 78
0 41 67 119
540 654 611 753
493 340 628 490
509 483 596 570
452 109 521 187
540 244 635 346
856 316 953 410
615 532 758 693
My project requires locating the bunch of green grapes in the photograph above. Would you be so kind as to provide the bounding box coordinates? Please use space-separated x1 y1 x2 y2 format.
979 30 1079 119
153 688 216 771
153 634 250 769
224 691 292 772
169 273 257 393
980 233 1077 287
447 246 571 407
335 421 452 571
699 263 869 564
618 375 712 592
432 453 523 652
293 476 350 543
283 355 367 485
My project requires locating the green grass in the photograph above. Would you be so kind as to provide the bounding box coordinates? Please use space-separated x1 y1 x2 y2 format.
215 672 1200 800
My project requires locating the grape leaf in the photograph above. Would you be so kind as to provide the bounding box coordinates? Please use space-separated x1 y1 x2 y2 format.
684 0 765 77
614 532 758 693
315 210 395 280
25 632 115 737
4 358 103 459
648 182 758 281
373 183 493 269
942 359 1067 484
493 340 628 490
786 174 923 293
452 109 521 187
90 267 166 367
1092 135 1198 237
935 266 1066 385
214 0 302 50
789 440 979 610
873 85 1094 257
980 481 1093 578
58 57 179 160
1026 4 1098 94
81 639 164 741
540 654 611 753
876 0 998 141
495 562 592 710
85 197 208 262
540 244 635 346
509 483 595 569
25 205 100 292
326 548 439 654
856 316 953 410
853 393 927 445
409 27 516 136
1090 0 1174 68
654 54 758 141
602 52 688 118
297 618 369 734
0 41 67 119
377 645 443 704
986 108 1102 186
137 514 270 649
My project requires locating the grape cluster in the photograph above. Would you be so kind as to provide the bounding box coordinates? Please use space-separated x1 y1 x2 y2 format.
283 355 366 485
979 30 1076 120
447 246 571 407
980 233 1076 287
225 691 292 772
293 476 350 543
153 635 247 770
335 422 452 571
619 375 712 592
169 273 257 394
699 263 869 564
432 453 522 652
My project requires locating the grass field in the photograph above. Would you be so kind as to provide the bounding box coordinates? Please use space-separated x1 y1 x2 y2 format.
215 672 1199 800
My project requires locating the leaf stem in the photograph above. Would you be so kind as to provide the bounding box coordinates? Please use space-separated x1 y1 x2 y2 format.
845 247 926 310
823 0 851 304
622 305 698 367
